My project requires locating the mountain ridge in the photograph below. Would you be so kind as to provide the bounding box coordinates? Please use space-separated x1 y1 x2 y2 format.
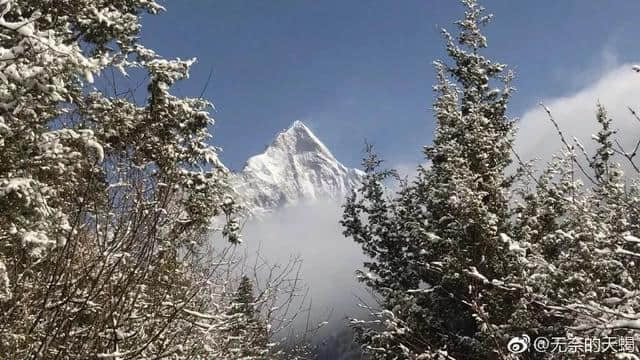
230 121 365 214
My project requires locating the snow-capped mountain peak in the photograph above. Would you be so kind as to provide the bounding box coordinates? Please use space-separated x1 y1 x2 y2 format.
231 121 364 214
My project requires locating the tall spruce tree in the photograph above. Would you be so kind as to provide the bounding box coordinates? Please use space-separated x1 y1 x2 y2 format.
342 1 533 358
223 276 270 358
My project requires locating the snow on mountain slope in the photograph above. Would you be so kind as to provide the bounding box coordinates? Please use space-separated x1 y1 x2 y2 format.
231 121 365 214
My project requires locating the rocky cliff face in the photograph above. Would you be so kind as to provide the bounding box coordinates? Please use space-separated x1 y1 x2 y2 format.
231 121 364 214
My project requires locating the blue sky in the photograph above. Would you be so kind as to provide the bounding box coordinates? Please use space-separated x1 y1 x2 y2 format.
140 0 640 171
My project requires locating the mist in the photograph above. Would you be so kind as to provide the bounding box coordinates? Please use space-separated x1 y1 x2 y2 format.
237 199 371 339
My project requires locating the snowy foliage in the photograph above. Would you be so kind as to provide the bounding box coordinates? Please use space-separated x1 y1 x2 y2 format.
343 1 523 358
511 103 640 346
0 0 251 358
343 1 640 359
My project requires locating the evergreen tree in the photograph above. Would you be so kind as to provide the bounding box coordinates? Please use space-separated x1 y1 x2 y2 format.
0 0 241 358
233 276 260 320
223 275 270 359
342 1 534 358
512 103 640 357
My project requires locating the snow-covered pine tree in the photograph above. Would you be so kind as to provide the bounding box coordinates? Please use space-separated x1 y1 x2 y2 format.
221 276 270 359
0 0 241 358
234 276 260 320
342 1 533 358
511 102 640 357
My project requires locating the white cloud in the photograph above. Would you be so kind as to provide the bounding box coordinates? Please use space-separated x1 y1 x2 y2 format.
514 64 640 174
552 45 622 91
239 200 370 337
